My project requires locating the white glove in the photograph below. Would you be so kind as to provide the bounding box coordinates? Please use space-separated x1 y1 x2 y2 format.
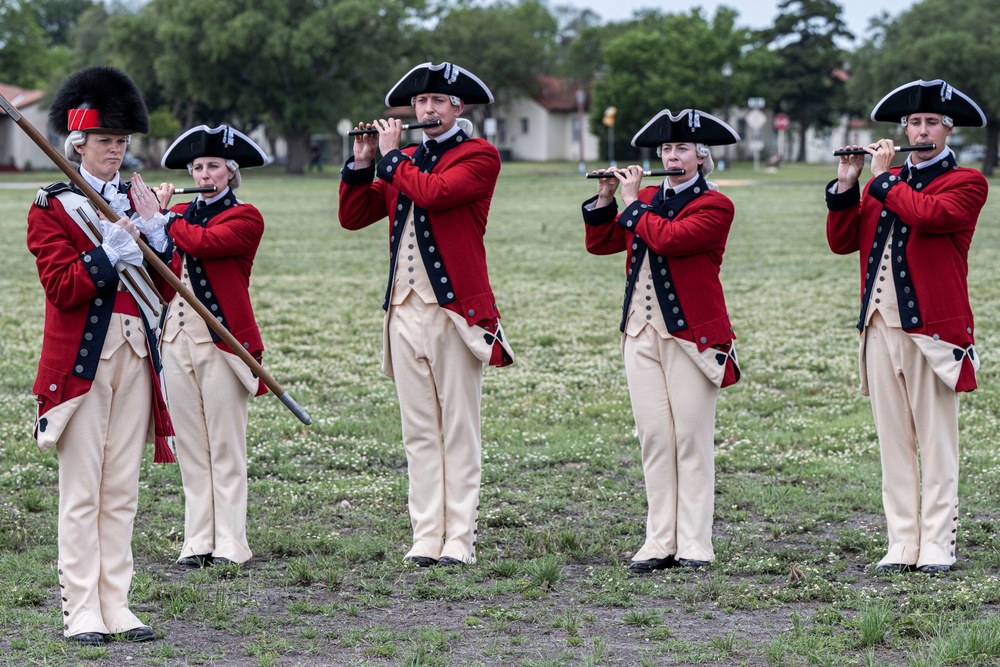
132 211 169 252
100 220 143 267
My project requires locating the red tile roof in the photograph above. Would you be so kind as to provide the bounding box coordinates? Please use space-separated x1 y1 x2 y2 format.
533 75 589 113
0 82 46 115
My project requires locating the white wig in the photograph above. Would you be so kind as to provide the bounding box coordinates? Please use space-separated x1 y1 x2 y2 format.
64 130 131 163
411 95 462 107
902 114 954 128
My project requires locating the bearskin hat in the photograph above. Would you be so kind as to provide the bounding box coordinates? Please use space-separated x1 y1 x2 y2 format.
48 66 149 136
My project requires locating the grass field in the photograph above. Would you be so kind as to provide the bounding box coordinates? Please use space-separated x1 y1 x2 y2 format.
1 160 999 666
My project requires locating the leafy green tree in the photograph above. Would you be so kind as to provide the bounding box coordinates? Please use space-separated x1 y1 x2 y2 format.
761 0 854 162
419 0 559 130
847 0 1000 175
66 3 113 67
550 3 604 80
104 0 425 173
762 0 854 160
0 0 72 88
589 7 773 162
30 0 96 46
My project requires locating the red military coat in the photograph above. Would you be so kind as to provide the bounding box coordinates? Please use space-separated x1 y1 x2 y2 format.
826 158 988 392
339 132 511 367
583 176 740 388
168 194 267 395
27 184 176 444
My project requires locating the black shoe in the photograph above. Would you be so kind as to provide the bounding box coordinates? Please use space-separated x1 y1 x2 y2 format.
115 626 155 642
212 557 234 566
677 558 710 569
437 556 464 567
404 556 438 568
69 632 106 646
177 554 211 568
918 564 951 575
874 563 915 573
628 556 677 573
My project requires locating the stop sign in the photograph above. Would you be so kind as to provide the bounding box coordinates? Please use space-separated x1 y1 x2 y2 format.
774 113 790 131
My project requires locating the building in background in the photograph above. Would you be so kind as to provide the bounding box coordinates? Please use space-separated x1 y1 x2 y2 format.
0 82 48 171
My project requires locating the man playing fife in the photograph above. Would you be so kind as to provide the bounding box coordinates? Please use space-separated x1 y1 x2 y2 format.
826 79 989 575
339 62 514 567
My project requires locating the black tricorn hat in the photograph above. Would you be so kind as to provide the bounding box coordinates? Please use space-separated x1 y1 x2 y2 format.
48 66 149 136
871 79 986 127
160 125 269 169
385 62 494 107
631 109 741 148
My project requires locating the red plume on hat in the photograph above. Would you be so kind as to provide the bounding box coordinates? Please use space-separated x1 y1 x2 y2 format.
48 66 149 136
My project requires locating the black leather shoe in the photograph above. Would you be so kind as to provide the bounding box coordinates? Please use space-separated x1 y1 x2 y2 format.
437 556 464 567
69 632 106 645
918 564 950 575
874 563 915 573
115 626 155 642
628 556 676 573
404 556 438 568
212 557 234 566
177 554 211 568
677 558 710 569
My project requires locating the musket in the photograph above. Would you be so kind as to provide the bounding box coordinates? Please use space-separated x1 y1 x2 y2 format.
586 169 685 179
348 119 443 136
75 210 159 315
833 143 936 156
0 90 312 426
173 186 218 194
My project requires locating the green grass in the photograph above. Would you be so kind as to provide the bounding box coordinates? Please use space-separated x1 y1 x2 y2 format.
1 161 1000 665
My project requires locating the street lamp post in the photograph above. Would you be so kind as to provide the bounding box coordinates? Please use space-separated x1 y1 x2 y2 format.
602 106 617 167
576 89 586 174
721 62 732 170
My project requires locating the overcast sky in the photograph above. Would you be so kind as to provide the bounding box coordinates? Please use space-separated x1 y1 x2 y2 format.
565 0 905 39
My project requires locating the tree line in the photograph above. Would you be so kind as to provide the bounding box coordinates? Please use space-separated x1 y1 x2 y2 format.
0 0 996 174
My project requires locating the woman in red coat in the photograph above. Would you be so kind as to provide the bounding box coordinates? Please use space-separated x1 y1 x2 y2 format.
28 66 174 645
155 126 269 568
582 110 741 574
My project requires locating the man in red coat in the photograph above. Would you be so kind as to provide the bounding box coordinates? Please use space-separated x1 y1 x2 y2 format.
827 80 989 575
155 125 270 568
27 66 175 645
583 110 741 573
340 62 513 567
